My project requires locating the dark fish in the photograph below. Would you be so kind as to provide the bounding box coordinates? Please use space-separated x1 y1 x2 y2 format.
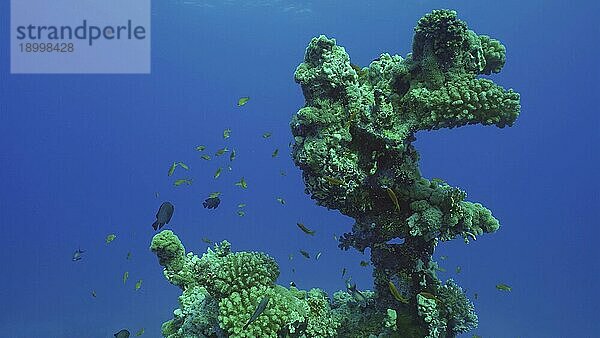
152 202 174 231
299 250 310 259
203 197 221 209
213 323 227 338
346 281 367 305
114 329 130 338
72 248 85 261
243 296 270 330
296 222 315 235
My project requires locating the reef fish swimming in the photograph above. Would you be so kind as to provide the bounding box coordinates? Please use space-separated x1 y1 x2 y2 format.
114 329 130 338
243 296 270 330
72 248 84 261
152 202 174 231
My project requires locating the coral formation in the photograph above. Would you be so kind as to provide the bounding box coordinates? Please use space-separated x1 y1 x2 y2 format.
152 230 361 337
152 9 519 337
291 8 519 337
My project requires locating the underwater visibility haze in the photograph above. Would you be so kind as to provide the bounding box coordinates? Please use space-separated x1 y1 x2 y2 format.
0 0 598 337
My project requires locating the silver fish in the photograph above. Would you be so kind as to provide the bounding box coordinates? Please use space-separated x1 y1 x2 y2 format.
243 296 270 330
72 248 85 261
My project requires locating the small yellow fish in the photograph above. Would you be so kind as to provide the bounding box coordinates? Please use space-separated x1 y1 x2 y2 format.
214 167 222 179
168 162 177 176
272 149 279 157
174 178 192 186
235 177 248 189
359 260 369 267
215 147 228 156
440 255 448 260
419 292 438 301
496 283 512 292
209 191 221 199
135 279 142 291
324 176 344 185
237 210 245 217
296 222 315 235
238 203 246 208
388 281 408 304
135 328 145 336
201 154 211 160
237 96 250 106
177 162 189 170
105 234 116 244
223 129 232 139
195 145 206 151
229 149 236 162
386 187 400 212
262 132 272 138
123 271 129 284
276 197 285 205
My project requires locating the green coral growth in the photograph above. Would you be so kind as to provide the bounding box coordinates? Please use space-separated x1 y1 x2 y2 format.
152 231 358 337
291 8 520 338
153 9 519 338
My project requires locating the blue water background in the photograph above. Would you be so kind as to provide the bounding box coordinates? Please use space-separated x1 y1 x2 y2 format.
0 0 598 337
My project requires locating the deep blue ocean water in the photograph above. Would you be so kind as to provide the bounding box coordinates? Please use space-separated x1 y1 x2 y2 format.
1 0 598 337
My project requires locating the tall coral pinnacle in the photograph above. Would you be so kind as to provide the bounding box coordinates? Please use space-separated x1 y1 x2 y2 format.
291 9 520 337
